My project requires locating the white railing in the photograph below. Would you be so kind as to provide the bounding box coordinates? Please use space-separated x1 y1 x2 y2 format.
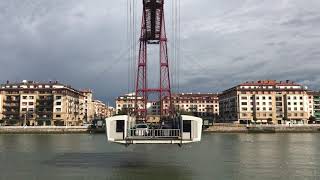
127 129 181 138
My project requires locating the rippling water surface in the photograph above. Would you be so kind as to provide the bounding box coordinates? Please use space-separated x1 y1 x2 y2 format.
0 133 320 180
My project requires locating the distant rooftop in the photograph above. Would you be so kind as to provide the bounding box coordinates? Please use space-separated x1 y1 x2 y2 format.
0 80 84 96
240 80 301 86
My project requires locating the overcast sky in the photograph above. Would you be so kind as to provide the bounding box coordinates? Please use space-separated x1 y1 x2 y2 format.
1 0 320 105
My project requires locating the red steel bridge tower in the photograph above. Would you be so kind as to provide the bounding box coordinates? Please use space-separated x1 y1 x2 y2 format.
135 0 172 120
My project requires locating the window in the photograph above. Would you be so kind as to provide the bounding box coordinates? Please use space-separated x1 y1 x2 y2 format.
269 107 272 111
294 102 297 105
269 97 272 100
183 120 191 132
300 107 303 111
22 102 27 106
263 107 266 111
288 97 291 100
263 102 266 105
241 97 247 100
23 96 27 99
56 102 61 105
29 96 34 99
288 102 291 105
56 96 62 100
269 102 272 105
56 115 61 118
256 97 259 100
112 113 126 126
22 108 27 111
294 96 297 100
300 97 303 100
262 96 266 100
241 102 247 105
300 102 303 105
29 102 34 105
56 108 61 112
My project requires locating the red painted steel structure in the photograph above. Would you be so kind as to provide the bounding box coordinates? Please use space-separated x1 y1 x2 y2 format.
135 0 172 120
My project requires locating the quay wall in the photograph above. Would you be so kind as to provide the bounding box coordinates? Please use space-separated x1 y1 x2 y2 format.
204 124 320 133
0 126 90 134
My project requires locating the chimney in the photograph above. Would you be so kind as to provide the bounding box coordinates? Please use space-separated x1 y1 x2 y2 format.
6 80 9 84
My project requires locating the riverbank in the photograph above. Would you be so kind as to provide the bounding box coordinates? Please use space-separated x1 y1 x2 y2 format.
204 123 320 133
0 126 91 134
1 124 320 134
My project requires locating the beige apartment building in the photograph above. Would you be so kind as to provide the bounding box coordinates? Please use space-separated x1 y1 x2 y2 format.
0 80 97 126
116 93 144 115
81 89 95 122
93 100 115 119
219 80 312 124
116 92 219 121
162 93 219 120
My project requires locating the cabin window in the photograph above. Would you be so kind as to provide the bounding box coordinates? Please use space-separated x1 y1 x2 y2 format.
116 120 125 132
183 120 191 132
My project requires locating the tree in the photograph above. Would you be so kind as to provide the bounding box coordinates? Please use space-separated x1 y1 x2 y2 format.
309 116 316 124
253 117 258 124
178 109 194 116
117 108 129 115
309 116 316 121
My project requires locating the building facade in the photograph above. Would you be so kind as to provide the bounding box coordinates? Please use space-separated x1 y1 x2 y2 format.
116 93 144 115
93 100 114 119
219 80 311 124
308 91 320 122
81 89 95 123
162 93 219 120
0 93 3 120
314 92 320 121
0 80 91 126
116 92 219 121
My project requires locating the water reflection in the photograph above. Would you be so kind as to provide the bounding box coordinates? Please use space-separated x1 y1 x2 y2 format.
45 152 193 180
0 134 320 180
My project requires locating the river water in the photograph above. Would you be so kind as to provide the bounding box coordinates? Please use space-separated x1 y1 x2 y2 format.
0 133 319 180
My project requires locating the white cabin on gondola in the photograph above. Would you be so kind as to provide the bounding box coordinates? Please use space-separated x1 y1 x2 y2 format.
105 115 202 145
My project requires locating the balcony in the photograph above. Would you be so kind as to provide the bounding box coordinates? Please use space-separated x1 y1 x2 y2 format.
4 99 19 103
3 111 20 115
3 103 20 107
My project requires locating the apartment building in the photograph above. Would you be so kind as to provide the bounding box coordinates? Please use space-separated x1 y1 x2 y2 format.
116 92 219 121
116 93 144 115
93 100 114 119
0 93 3 120
162 93 219 120
81 89 95 122
308 91 320 122
219 80 311 124
0 80 88 126
314 92 320 121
